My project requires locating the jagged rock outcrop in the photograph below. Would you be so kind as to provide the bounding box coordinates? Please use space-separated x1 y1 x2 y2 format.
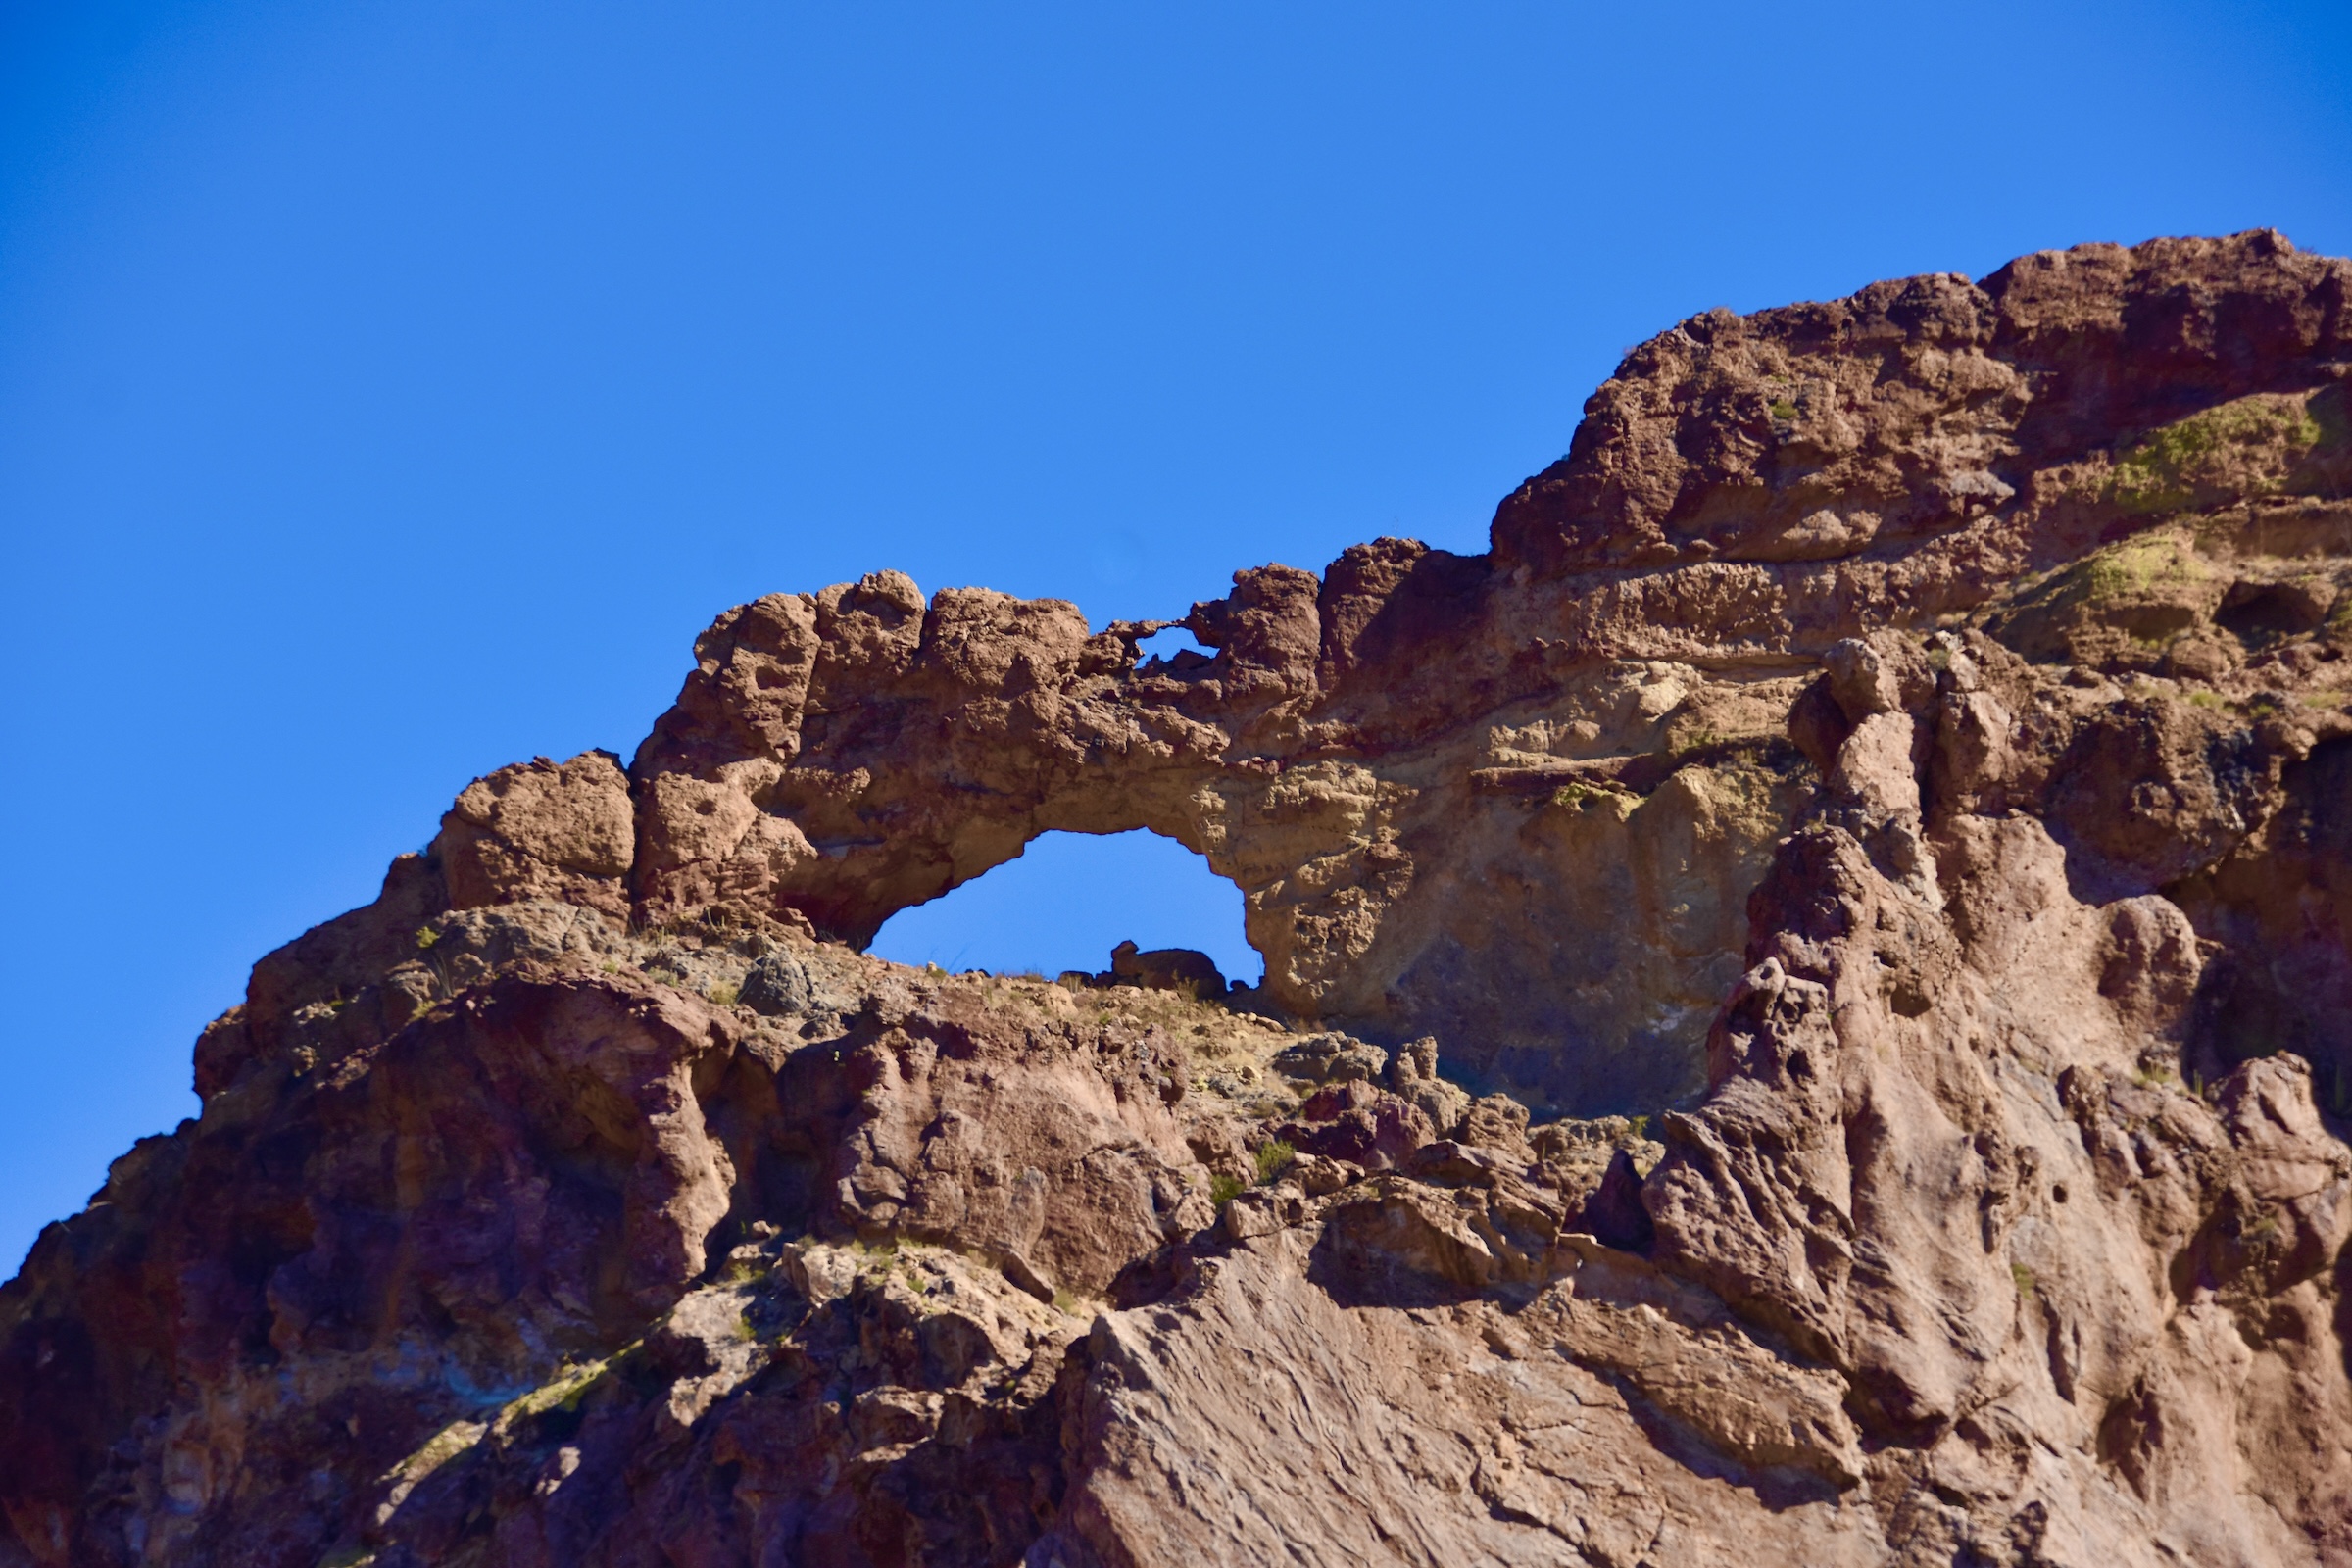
6 230 2352 1566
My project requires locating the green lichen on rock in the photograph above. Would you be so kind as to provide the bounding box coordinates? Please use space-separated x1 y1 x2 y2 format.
1984 525 2223 661
1545 779 1636 815
2107 391 2328 515
2077 532 2207 598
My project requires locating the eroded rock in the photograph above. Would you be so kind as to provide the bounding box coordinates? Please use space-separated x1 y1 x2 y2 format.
8 230 2352 1567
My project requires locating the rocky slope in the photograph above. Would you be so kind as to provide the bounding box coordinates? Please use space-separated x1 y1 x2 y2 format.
6 230 2352 1566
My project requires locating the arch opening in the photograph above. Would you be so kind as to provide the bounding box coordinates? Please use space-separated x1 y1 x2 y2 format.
867 828 1263 990
1134 623 1214 668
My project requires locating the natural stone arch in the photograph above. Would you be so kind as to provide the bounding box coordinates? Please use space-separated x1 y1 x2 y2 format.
428 232 2352 1117
34 232 2352 1568
606 560 1806 1115
621 568 1342 984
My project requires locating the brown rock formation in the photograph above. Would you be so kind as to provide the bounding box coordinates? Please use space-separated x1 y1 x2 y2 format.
7 230 2352 1565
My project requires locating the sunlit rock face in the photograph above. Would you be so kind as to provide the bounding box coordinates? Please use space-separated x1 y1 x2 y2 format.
8 231 2352 1567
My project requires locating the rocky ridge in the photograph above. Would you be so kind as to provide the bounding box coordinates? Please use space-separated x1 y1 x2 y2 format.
5 230 2352 1565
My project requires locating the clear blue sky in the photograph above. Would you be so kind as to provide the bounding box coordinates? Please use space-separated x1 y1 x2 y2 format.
3 0 2346 1274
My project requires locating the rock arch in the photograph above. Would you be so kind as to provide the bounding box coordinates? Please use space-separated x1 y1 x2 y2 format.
441 554 1810 1116
428 231 2352 1117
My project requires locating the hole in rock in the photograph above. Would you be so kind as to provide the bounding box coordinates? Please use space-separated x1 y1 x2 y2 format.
1135 624 1214 669
2217 579 2329 641
868 829 1262 989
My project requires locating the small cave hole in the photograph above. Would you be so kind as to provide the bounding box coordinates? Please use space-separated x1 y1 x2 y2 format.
2217 580 2330 641
867 829 1262 990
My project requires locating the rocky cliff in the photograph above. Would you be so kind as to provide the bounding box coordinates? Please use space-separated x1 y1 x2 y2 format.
7 230 2352 1566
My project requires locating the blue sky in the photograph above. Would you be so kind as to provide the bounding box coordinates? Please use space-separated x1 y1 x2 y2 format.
2 0 2347 1274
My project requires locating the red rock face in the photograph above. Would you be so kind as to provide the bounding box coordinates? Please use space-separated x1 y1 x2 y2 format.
6 230 2352 1566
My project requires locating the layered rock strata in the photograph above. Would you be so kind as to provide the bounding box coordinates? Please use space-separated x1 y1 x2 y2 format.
5 230 2352 1565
